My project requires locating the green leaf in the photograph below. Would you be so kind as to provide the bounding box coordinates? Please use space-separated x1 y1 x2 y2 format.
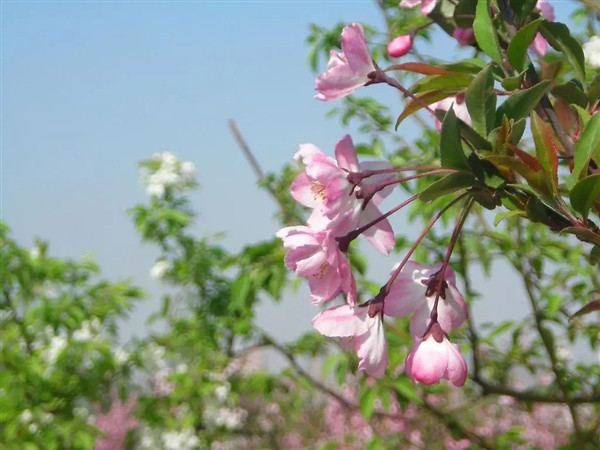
494 210 525 226
561 227 600 246
501 72 525 91
440 108 470 171
507 19 543 72
465 64 496 135
473 0 502 65
419 172 477 202
569 175 600 218
590 246 600 265
394 376 423 404
539 21 586 82
495 81 552 125
411 73 473 94
442 58 488 74
572 112 600 180
359 385 379 420
552 81 588 108
459 120 493 150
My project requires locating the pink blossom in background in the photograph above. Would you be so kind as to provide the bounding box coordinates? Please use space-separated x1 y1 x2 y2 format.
276 226 356 304
405 331 467 386
430 95 472 131
530 33 548 56
453 27 474 46
387 34 413 58
95 397 139 450
385 261 468 338
399 0 437 15
530 0 555 56
312 304 388 377
537 0 555 21
315 23 375 101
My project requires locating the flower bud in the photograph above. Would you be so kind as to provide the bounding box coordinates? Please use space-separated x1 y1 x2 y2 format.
387 35 412 58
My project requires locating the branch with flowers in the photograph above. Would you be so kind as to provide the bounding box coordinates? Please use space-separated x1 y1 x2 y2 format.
275 1 600 444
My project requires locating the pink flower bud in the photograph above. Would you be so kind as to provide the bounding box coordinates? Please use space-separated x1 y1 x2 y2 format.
453 27 474 46
387 35 412 58
405 330 467 387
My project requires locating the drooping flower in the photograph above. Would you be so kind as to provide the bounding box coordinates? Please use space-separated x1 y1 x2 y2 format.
387 34 413 58
583 36 600 68
315 23 375 101
399 0 437 16
453 28 475 46
430 94 472 131
405 328 468 387
312 304 388 378
276 226 356 304
290 135 395 254
385 261 467 339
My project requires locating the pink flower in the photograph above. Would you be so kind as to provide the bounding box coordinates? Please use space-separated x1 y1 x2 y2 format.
387 34 413 58
315 23 375 101
312 304 388 378
291 135 395 254
276 226 356 304
385 261 467 339
453 28 474 46
430 94 471 131
95 397 139 450
530 0 555 56
399 0 437 15
405 326 467 386
537 0 555 21
530 33 548 56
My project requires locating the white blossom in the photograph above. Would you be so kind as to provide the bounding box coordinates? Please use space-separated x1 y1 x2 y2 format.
19 410 33 423
72 319 99 342
583 36 600 68
114 347 130 365
215 384 229 403
41 333 67 367
162 428 200 450
150 260 172 280
142 152 197 198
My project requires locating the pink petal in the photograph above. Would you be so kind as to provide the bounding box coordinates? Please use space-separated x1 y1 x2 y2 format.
312 304 370 337
341 23 374 76
356 317 389 378
445 341 468 387
308 264 342 303
405 337 448 385
334 134 360 173
315 62 369 101
290 172 323 208
421 0 437 14
530 33 548 56
358 203 395 255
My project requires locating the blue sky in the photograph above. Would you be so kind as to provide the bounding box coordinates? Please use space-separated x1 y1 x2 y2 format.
2 1 585 347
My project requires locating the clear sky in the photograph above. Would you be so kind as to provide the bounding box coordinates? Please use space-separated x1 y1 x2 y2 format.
1 1 586 353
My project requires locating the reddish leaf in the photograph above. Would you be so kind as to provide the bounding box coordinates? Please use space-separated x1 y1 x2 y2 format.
569 299 600 321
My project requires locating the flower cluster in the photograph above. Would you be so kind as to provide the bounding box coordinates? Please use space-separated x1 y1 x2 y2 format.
142 152 197 198
278 23 469 385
